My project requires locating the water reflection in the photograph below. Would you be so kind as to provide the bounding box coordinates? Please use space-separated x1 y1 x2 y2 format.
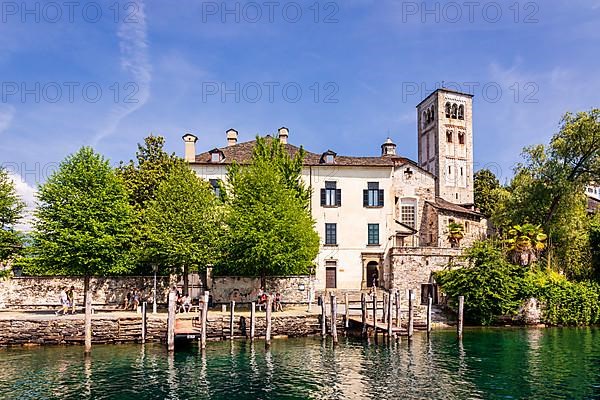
0 329 598 399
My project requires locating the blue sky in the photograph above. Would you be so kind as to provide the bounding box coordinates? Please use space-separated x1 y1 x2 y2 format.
1 0 599 215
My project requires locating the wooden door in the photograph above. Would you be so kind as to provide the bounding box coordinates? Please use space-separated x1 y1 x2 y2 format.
325 267 337 289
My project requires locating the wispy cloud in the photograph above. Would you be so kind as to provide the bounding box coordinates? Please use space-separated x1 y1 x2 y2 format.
93 0 151 145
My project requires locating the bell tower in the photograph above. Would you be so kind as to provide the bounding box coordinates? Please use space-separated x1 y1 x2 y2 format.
416 88 474 205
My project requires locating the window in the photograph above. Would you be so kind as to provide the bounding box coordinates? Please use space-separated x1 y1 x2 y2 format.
401 202 416 228
321 181 341 207
422 111 427 128
211 152 221 162
445 102 451 118
368 224 379 245
460 167 464 176
448 165 452 175
364 182 384 207
458 132 465 144
451 103 458 119
446 130 453 143
209 179 221 197
430 105 435 121
465 221 470 233
325 223 337 245
325 154 334 163
458 105 464 120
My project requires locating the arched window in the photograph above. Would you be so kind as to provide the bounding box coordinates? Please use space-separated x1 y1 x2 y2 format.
445 102 451 118
446 130 453 143
451 104 458 119
458 105 464 120
430 105 435 121
426 109 431 124
422 111 427 128
458 132 465 144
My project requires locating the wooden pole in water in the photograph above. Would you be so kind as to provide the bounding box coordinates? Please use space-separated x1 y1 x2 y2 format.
320 295 326 338
395 291 400 329
371 292 377 340
382 293 387 324
457 295 464 339
265 295 273 348
250 301 256 340
344 293 349 329
84 275 92 354
167 290 176 352
408 289 414 338
387 290 394 338
427 296 432 333
331 294 338 344
361 293 367 337
141 301 147 344
201 292 208 349
229 301 235 340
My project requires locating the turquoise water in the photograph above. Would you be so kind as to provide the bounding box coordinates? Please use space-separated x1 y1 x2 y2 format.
0 328 599 399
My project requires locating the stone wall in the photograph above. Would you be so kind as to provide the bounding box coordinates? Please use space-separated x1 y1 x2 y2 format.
0 276 172 309
390 247 463 314
209 275 312 304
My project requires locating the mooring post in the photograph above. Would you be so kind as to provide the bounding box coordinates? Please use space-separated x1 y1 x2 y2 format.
382 293 388 324
372 292 377 339
141 301 147 344
458 295 464 339
395 291 400 328
408 289 414 338
250 301 256 340
387 290 394 338
361 293 367 337
229 301 235 340
320 295 326 338
201 292 209 349
427 296 432 333
84 276 92 354
167 290 176 352
221 304 226 314
331 294 338 344
265 295 273 348
344 293 349 329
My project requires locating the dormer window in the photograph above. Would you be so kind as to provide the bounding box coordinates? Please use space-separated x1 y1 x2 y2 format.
209 149 224 163
321 150 336 164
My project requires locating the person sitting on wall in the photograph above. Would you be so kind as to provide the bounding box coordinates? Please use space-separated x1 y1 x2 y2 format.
275 292 283 312
257 287 267 311
182 295 191 313
67 286 76 314
55 287 69 316
131 288 140 311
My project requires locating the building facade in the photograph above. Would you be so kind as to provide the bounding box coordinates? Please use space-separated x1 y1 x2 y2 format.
185 89 486 303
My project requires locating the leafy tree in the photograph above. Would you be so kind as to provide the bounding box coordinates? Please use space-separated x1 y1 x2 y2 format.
505 223 547 266
474 169 501 218
447 222 465 248
0 167 25 263
217 136 319 286
30 147 134 352
435 240 526 325
144 163 222 294
117 135 184 271
492 110 600 279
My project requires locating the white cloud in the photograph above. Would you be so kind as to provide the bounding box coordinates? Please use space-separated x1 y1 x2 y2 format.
93 0 151 145
7 172 36 233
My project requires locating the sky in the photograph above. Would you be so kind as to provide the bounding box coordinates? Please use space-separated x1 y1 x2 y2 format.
1 0 599 225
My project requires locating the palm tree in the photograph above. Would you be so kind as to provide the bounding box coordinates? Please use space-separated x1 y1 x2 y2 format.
505 223 547 266
447 222 465 248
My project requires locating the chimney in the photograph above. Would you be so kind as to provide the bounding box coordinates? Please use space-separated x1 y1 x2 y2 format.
182 133 198 163
278 127 289 144
226 128 238 147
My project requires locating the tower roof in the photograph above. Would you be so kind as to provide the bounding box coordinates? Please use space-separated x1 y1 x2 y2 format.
416 87 474 108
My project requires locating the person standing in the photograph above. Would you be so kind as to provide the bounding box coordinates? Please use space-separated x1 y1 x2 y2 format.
55 287 69 316
67 286 76 314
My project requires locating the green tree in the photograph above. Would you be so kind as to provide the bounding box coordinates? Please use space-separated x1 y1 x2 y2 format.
217 136 319 286
117 135 184 271
505 223 547 266
447 222 465 248
0 167 25 263
144 163 222 294
474 169 501 218
31 147 133 353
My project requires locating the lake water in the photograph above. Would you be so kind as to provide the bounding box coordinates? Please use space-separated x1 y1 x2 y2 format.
0 328 599 399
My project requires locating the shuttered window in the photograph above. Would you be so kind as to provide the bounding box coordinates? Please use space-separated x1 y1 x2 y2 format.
321 181 341 207
364 182 384 207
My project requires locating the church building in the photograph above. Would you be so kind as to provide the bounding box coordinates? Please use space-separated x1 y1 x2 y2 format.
183 88 487 304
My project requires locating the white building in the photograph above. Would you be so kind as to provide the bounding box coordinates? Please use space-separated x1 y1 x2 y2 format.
184 89 486 302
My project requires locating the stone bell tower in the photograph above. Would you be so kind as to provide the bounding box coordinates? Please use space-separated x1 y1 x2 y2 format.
416 88 474 205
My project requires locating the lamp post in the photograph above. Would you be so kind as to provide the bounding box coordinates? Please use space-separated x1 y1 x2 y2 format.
152 264 158 314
